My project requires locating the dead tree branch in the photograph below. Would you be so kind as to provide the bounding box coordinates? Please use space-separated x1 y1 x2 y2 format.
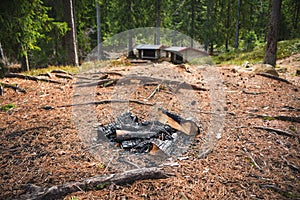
58 99 154 108
55 74 73 80
242 90 266 95
21 167 168 200
256 72 291 84
51 69 73 75
253 126 295 137
5 73 63 84
146 84 161 99
76 79 118 87
0 82 26 93
251 114 300 123
281 156 300 173
242 146 262 171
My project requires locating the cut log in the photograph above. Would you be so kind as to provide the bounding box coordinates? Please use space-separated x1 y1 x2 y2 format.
157 108 199 135
20 167 168 200
116 130 158 142
256 72 292 84
0 82 26 93
5 73 63 84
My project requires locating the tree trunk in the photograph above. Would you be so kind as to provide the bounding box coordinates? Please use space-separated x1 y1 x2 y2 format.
127 0 134 58
234 0 241 49
225 0 231 51
190 0 195 48
156 0 161 45
96 1 103 60
263 0 282 66
63 0 79 66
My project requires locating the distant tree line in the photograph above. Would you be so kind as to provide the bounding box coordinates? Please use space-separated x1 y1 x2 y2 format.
0 0 299 70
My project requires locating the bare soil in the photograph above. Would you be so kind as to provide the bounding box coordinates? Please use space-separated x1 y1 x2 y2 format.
0 56 299 199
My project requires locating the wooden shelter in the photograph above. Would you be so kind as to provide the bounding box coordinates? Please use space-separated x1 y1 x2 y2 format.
164 47 207 64
135 44 165 60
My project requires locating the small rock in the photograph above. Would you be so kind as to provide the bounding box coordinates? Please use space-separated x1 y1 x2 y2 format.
242 61 253 68
296 69 300 76
254 64 279 77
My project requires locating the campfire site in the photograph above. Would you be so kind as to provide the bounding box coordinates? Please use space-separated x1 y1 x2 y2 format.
0 56 299 199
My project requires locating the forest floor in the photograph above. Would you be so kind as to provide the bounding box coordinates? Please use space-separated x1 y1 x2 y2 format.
0 54 299 200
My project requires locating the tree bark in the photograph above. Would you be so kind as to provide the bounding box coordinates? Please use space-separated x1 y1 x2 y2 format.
156 0 161 45
263 0 282 66
234 0 241 49
20 167 168 200
63 0 79 66
96 1 103 60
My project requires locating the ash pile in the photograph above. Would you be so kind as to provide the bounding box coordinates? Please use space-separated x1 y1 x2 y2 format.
97 108 200 156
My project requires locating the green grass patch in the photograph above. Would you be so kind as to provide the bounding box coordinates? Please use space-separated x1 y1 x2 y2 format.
213 38 300 65
23 65 80 76
0 103 16 111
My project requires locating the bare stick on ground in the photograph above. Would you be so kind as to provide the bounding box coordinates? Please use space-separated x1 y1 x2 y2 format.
58 99 154 108
55 74 73 80
253 126 295 137
5 73 63 84
20 167 169 200
251 114 300 123
51 69 73 75
0 82 26 93
256 72 291 84
242 146 262 170
281 156 300 173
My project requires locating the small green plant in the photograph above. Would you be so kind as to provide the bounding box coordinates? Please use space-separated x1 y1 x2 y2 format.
69 196 80 200
0 103 16 111
289 126 296 132
263 116 275 121
95 182 110 190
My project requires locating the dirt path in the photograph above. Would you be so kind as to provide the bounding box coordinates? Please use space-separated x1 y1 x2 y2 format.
0 58 299 199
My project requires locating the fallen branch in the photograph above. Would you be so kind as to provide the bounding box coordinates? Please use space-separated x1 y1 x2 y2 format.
146 84 161 99
121 76 208 91
259 184 297 198
38 72 52 78
242 146 262 171
251 114 300 123
281 156 300 173
76 79 118 87
51 69 73 75
5 73 63 84
256 72 291 84
21 167 168 200
273 115 300 123
242 90 266 95
55 74 73 80
0 82 27 93
58 99 154 108
253 126 295 137
100 71 123 76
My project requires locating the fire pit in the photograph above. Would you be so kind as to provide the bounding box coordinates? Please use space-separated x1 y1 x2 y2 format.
97 108 200 156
